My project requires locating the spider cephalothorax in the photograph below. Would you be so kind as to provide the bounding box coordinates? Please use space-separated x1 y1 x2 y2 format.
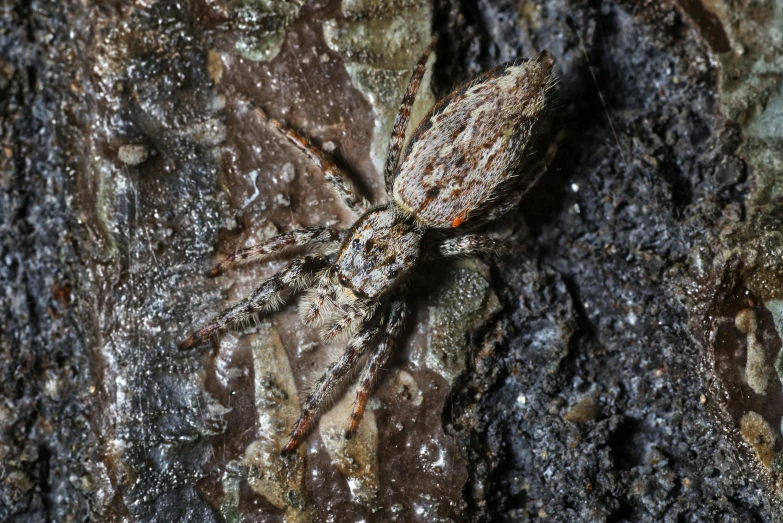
335 206 423 299
182 42 558 454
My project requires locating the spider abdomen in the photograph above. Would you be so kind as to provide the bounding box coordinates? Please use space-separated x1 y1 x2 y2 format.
392 54 557 229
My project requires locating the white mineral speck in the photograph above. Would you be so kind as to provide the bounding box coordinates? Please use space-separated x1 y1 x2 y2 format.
298 341 319 355
118 144 148 165
274 193 290 207
279 163 296 183
242 170 261 208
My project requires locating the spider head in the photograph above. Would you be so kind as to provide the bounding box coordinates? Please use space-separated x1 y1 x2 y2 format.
336 207 423 299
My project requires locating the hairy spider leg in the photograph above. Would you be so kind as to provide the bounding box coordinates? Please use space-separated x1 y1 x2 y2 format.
301 267 340 325
435 234 510 258
345 298 408 439
242 100 372 215
383 39 437 194
181 254 329 349
320 299 380 341
281 307 387 455
209 226 342 276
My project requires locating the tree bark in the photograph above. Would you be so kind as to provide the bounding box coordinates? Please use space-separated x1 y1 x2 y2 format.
2 0 783 521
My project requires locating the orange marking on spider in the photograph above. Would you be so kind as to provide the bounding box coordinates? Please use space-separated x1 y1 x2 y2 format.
451 212 468 228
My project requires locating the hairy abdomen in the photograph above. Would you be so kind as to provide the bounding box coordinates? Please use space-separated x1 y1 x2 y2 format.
393 55 557 229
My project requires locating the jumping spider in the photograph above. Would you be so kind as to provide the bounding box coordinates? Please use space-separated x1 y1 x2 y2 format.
182 42 558 454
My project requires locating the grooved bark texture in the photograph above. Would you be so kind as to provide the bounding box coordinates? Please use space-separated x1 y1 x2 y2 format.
1 0 781 522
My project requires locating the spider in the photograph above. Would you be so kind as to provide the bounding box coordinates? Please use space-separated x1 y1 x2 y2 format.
181 42 558 454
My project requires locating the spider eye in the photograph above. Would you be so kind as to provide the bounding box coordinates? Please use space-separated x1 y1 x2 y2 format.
388 267 399 278
351 238 361 249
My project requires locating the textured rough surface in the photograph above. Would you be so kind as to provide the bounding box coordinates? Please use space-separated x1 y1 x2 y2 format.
2 0 783 522
323 0 436 178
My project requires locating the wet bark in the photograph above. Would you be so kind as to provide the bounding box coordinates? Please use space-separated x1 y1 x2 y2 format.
2 0 783 521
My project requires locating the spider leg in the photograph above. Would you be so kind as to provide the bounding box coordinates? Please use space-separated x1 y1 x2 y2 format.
434 234 510 258
181 254 328 350
281 307 386 455
345 298 408 439
301 267 339 325
209 226 342 276
320 299 380 341
383 38 437 194
241 99 372 215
